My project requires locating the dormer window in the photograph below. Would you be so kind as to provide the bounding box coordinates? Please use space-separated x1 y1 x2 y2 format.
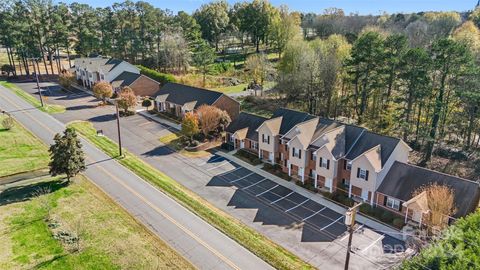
311 152 316 161
343 160 352 171
319 157 330 169
357 168 369 180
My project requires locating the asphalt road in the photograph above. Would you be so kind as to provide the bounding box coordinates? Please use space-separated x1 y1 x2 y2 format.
0 84 274 270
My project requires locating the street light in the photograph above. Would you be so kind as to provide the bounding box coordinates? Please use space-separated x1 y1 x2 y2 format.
344 202 363 270
29 58 44 107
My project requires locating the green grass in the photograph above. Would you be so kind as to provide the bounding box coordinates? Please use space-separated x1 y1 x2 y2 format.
0 81 66 114
69 120 314 270
159 133 210 158
0 175 194 269
214 83 248 94
0 115 49 177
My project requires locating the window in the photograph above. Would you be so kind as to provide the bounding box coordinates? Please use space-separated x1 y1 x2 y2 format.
341 178 350 187
262 134 269 144
386 197 401 210
292 148 301 158
229 135 234 142
319 157 330 169
311 152 316 161
346 161 352 170
357 168 369 180
252 142 258 150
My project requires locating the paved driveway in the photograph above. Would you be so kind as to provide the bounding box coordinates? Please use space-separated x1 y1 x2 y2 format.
14 81 409 270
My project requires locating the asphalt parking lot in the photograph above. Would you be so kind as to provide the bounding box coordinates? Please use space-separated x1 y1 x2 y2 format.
200 154 405 255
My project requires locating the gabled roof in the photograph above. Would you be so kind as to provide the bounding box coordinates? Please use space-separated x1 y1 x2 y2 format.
75 57 124 74
378 161 480 218
258 117 283 136
311 126 346 159
354 145 382 172
226 112 268 141
271 108 316 135
153 83 225 109
345 131 400 167
111 71 141 89
286 118 319 147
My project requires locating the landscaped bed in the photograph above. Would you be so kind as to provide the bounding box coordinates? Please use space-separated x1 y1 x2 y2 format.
234 149 262 165
69 120 314 270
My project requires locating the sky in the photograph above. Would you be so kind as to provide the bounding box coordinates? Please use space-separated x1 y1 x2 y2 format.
57 0 478 14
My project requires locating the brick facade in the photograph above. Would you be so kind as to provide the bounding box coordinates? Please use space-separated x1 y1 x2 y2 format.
212 95 240 120
130 75 160 97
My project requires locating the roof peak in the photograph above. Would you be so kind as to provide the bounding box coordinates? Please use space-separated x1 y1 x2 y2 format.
394 161 478 185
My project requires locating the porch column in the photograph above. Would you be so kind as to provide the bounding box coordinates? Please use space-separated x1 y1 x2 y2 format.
301 168 304 183
404 207 409 223
288 161 291 176
314 173 317 188
348 184 352 198
370 193 374 205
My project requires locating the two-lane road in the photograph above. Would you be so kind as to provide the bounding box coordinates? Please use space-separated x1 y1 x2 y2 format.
0 85 273 270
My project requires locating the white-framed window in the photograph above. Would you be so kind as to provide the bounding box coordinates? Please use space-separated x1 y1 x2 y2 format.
358 168 368 180
386 197 401 211
262 134 270 144
321 158 328 168
252 142 258 150
341 178 350 187
229 135 234 142
311 152 317 161
346 162 352 170
292 148 301 158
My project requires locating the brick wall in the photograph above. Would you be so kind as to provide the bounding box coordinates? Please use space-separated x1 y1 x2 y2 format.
213 95 240 120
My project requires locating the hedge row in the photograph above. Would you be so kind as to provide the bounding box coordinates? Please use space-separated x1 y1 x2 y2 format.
136 65 176 85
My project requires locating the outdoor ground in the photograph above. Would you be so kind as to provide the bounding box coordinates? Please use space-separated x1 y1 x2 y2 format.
0 115 49 177
0 175 194 269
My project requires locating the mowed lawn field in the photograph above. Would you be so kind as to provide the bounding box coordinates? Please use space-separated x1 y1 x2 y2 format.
0 115 193 269
0 115 49 177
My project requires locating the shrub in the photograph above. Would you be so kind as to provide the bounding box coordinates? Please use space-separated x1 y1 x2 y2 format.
2 116 14 130
142 98 152 109
136 65 176 85
380 211 394 223
393 218 405 229
208 62 234 75
58 71 76 89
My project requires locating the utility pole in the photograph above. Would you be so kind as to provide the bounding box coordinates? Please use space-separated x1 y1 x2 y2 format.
30 58 44 107
344 202 363 270
115 101 123 157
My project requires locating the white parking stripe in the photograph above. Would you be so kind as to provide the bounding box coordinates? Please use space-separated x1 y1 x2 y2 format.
242 179 266 190
320 216 343 230
217 167 242 177
270 192 294 204
230 172 255 183
255 185 279 197
340 225 365 241
285 199 309 212
198 156 224 166
361 234 385 253
206 161 230 171
302 207 327 221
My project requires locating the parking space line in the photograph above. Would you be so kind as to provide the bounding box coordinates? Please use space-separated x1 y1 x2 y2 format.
302 206 326 221
206 161 230 171
217 167 242 177
242 179 266 190
361 234 385 253
285 199 309 212
230 172 255 183
340 224 365 241
320 216 343 230
270 192 294 204
255 185 279 197
198 156 224 166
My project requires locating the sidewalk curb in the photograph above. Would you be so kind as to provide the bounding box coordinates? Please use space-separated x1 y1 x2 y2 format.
138 111 181 131
216 151 404 241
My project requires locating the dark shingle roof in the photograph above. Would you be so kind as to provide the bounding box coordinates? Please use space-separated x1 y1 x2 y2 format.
154 83 224 109
378 161 480 217
226 112 267 141
345 131 399 166
271 108 316 135
111 71 141 88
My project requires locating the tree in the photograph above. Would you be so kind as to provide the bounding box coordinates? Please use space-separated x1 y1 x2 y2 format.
1 64 15 76
412 183 456 231
141 98 152 110
269 6 301 58
49 128 86 182
58 71 76 89
181 112 200 141
92 81 113 104
196 105 225 137
193 1 229 51
244 53 274 95
117 86 137 114
193 41 216 86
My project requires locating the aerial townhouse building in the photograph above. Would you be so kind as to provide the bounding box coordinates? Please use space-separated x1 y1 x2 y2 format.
226 108 479 221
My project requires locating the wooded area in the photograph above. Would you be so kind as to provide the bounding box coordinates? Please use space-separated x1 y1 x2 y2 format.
1 0 480 172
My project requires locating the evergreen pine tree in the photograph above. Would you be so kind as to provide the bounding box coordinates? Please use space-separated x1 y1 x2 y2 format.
49 128 86 181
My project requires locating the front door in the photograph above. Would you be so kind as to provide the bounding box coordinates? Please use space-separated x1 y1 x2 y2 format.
240 140 245 148
325 178 333 192
268 152 274 162
361 189 369 201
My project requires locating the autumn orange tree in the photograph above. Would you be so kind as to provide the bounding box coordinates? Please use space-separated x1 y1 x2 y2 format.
117 86 137 113
196 105 230 137
93 81 113 104
181 112 200 141
412 183 456 231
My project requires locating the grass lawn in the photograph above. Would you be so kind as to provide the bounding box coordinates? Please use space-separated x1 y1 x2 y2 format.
159 132 210 158
69 120 314 270
0 115 49 177
0 81 66 114
0 175 194 269
213 83 248 94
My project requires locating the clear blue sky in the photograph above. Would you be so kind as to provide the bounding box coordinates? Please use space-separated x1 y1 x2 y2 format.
57 0 477 14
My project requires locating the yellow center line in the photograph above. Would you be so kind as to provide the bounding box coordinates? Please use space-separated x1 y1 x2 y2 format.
0 88 241 270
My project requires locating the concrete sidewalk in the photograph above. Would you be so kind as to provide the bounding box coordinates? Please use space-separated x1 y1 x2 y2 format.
217 150 404 241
